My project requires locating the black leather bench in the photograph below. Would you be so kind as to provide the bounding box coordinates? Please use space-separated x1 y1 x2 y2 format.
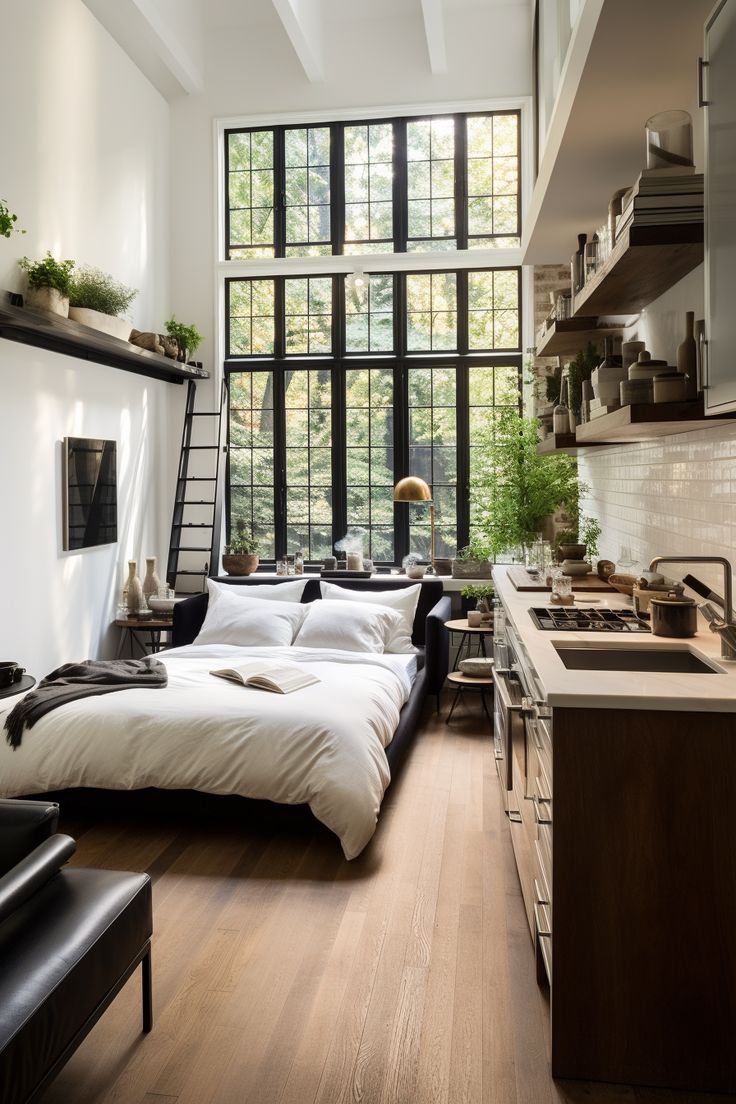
0 799 152 1104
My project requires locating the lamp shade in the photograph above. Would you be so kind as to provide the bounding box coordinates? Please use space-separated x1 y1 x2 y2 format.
393 476 432 503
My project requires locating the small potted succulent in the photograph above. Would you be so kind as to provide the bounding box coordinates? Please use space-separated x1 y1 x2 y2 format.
222 519 260 576
402 553 427 579
19 252 75 316
68 266 137 341
461 582 495 622
165 316 203 363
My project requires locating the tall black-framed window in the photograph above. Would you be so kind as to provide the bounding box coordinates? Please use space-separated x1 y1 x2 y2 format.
225 268 522 565
224 109 521 259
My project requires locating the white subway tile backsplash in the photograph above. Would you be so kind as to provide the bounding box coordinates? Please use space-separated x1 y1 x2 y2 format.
580 423 736 594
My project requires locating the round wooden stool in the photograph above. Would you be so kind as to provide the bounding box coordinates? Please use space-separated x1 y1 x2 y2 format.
446 669 493 723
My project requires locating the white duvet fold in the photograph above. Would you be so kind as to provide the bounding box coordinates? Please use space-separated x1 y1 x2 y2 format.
0 645 416 859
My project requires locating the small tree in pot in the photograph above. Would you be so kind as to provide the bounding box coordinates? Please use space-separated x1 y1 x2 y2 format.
222 519 260 576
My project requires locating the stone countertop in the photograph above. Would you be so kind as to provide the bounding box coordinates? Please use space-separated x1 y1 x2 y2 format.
493 565 736 713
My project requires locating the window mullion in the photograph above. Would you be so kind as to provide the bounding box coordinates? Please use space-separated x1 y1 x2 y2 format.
394 360 409 565
274 126 286 258
332 123 345 254
332 362 347 553
273 366 287 558
455 112 468 251
456 359 470 552
393 119 408 253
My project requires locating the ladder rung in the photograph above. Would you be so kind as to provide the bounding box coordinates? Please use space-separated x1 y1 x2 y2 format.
180 523 213 528
188 412 220 417
176 570 209 576
171 545 211 551
183 445 219 451
176 500 215 506
181 477 216 481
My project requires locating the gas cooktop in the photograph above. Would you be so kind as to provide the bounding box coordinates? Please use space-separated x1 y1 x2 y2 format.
529 607 651 633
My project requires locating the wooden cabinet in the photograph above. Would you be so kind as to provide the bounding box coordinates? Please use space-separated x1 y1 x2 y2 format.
705 0 736 413
516 704 736 1094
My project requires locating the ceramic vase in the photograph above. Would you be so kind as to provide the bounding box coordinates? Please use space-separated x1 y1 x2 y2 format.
142 557 161 608
126 561 144 615
677 311 697 400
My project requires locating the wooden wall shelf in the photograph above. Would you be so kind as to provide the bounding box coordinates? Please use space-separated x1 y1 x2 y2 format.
537 432 579 454
571 223 703 317
575 399 735 444
535 318 624 358
0 293 209 386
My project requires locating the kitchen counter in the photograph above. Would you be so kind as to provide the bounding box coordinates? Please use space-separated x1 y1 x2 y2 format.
493 564 736 712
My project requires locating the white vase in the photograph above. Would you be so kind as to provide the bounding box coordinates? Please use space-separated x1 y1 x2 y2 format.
142 557 161 608
126 560 144 614
25 286 69 317
69 306 132 342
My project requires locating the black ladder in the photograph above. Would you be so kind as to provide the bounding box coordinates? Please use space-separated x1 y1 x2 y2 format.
166 378 227 593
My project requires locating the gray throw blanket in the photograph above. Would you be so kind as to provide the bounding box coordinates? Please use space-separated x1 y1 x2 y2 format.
4 658 167 750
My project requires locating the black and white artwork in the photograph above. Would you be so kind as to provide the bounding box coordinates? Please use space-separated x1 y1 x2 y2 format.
63 436 118 550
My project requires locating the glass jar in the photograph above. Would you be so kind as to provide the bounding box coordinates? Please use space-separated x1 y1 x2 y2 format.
276 559 287 576
294 549 304 575
553 377 570 435
645 110 693 170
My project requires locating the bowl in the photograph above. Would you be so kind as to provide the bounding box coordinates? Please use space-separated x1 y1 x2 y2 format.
405 565 427 579
561 559 592 576
608 573 637 596
148 596 184 614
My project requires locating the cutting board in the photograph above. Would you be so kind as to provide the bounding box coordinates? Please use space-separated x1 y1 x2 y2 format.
507 565 616 592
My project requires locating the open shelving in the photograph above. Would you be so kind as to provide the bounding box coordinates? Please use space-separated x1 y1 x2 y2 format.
0 292 209 386
575 398 736 444
535 317 624 358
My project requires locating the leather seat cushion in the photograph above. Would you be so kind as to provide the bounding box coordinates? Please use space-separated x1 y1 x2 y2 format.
0 868 152 1104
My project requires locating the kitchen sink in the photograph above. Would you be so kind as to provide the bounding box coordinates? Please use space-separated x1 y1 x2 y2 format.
552 642 722 674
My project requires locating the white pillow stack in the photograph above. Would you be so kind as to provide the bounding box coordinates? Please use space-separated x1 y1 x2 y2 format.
207 578 308 604
318 582 420 653
194 587 306 646
294 599 405 654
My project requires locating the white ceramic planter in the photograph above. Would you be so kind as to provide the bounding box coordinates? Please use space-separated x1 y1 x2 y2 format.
25 286 69 317
68 306 132 341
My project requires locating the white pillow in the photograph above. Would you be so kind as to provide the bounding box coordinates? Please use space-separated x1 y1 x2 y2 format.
208 578 308 604
195 588 305 647
294 599 405 654
319 582 420 654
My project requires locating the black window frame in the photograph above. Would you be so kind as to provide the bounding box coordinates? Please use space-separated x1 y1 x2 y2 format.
224 267 523 566
224 108 522 259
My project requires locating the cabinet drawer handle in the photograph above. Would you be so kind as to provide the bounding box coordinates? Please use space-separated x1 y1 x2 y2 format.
534 901 551 940
534 877 549 907
533 794 552 825
698 56 710 107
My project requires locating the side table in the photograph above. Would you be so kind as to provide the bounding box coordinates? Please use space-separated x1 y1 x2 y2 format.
445 670 493 723
444 617 494 663
114 618 173 659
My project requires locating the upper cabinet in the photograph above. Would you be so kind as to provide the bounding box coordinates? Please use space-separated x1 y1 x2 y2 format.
704 0 736 414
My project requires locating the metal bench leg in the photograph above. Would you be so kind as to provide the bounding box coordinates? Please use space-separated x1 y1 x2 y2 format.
481 688 492 720
142 945 153 1033
446 686 463 723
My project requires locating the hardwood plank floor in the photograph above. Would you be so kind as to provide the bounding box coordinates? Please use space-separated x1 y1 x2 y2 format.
41 701 734 1104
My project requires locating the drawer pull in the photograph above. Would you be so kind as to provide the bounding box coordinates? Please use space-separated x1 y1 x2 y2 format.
534 901 551 940
534 877 549 907
533 794 552 826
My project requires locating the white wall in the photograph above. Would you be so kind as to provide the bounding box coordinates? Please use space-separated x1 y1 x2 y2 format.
579 264 736 596
169 3 534 386
0 0 182 676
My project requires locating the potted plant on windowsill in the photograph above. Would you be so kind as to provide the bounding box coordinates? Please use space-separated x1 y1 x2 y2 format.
165 316 203 364
19 252 75 317
451 539 492 579
68 266 137 341
222 520 260 576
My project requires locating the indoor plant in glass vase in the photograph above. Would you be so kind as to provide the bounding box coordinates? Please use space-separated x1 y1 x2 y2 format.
222 519 260 576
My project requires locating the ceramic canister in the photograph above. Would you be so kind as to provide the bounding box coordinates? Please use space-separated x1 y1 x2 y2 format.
650 595 697 638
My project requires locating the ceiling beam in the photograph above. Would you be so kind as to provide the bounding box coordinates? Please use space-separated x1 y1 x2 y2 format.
421 0 448 75
272 0 324 83
82 0 204 99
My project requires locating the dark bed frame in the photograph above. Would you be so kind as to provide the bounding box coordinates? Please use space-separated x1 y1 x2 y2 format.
172 575 451 771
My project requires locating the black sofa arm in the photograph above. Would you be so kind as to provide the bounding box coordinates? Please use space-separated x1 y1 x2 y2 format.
0 799 60 875
424 595 452 694
0 834 76 925
172 593 208 648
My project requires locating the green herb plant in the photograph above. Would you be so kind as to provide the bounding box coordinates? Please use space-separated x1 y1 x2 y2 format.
225 518 259 555
19 252 75 295
580 515 602 560
1 199 24 239
165 316 203 359
472 409 579 559
69 266 137 317
460 583 495 601
456 536 492 563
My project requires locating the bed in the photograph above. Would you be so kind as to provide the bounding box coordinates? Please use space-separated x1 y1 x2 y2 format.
0 578 450 858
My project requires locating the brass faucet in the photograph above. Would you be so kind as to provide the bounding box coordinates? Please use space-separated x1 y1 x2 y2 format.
649 556 736 660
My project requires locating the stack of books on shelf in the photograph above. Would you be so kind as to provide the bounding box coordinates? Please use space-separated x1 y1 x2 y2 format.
616 168 703 238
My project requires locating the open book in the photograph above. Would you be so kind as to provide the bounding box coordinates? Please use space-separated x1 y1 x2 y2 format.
209 659 320 694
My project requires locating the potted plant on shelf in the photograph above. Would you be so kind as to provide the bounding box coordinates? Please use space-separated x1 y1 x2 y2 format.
18 252 75 316
1 198 24 239
471 409 579 562
68 266 137 340
451 538 492 579
566 342 600 426
222 519 260 576
460 582 495 622
165 316 203 363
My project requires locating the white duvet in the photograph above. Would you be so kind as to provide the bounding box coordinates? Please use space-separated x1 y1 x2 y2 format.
0 645 416 859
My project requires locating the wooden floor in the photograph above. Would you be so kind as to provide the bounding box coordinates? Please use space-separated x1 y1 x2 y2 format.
43 700 734 1104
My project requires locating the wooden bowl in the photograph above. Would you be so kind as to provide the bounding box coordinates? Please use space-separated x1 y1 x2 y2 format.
609 573 637 596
